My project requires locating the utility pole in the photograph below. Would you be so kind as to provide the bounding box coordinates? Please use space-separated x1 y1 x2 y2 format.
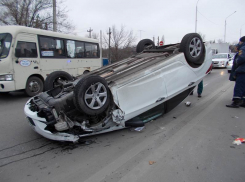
240 23 245 38
100 30 102 46
138 30 143 40
100 30 102 59
53 0 57 32
107 27 112 64
153 36 155 44
87 27 93 38
157 36 159 46
224 11 236 43
195 0 200 33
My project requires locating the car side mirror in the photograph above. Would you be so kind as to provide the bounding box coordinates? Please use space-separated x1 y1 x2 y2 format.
15 48 21 58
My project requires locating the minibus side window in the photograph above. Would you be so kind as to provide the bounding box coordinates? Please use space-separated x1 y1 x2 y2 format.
16 41 37 58
66 40 76 58
39 36 66 58
85 43 99 58
75 41 85 58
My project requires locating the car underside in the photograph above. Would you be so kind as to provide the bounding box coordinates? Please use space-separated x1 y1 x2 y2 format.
24 33 212 142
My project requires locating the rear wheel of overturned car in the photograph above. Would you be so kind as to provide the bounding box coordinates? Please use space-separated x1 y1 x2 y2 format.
44 71 73 91
74 75 111 115
25 76 43 97
136 39 155 53
179 33 205 68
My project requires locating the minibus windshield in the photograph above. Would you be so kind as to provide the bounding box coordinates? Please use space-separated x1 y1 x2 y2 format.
0 33 12 59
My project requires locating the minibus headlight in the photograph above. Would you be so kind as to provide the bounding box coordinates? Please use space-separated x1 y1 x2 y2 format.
0 75 13 81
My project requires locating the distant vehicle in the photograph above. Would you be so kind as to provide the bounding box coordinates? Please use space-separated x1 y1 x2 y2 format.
24 33 212 142
211 43 229 55
212 53 231 68
0 26 102 96
227 53 236 73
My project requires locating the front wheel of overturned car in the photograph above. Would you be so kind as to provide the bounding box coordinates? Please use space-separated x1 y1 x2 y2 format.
25 76 43 97
136 39 155 53
74 75 111 115
179 33 205 68
44 71 73 91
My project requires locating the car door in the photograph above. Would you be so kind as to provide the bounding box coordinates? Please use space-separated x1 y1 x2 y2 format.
116 68 168 120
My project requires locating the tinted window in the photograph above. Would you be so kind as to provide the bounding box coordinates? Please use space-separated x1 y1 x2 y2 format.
16 41 37 58
75 41 85 58
0 33 12 59
67 40 85 58
85 43 99 58
39 36 66 58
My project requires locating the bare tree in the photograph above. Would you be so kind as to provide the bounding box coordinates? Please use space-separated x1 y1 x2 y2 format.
103 25 136 62
0 0 74 33
217 39 224 43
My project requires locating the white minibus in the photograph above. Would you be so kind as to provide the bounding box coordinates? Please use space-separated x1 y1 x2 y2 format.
0 26 102 96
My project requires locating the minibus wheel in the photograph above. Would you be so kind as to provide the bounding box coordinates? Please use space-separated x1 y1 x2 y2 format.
25 76 43 97
73 75 111 115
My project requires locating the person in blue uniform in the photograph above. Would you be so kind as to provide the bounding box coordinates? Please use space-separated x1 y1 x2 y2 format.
226 36 245 108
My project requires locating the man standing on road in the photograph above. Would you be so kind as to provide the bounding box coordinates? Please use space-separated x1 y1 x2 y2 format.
226 36 245 108
190 80 203 98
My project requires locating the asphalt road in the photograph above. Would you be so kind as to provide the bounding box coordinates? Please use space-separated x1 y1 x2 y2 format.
1 68 245 182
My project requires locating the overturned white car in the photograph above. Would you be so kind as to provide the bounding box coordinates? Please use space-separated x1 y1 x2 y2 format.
24 33 212 142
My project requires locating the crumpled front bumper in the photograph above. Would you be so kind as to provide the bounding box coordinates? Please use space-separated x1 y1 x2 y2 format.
24 100 79 142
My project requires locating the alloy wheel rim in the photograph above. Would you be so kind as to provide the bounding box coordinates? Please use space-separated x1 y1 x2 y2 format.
84 82 107 109
189 37 202 58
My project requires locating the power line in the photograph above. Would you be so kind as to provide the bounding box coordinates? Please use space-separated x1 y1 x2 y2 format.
197 10 221 26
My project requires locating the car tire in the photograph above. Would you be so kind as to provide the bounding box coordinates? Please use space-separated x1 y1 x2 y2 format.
136 39 155 53
25 76 43 97
179 33 205 68
73 75 111 115
44 71 73 91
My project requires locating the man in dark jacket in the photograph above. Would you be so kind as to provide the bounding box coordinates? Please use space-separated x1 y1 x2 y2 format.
226 36 245 108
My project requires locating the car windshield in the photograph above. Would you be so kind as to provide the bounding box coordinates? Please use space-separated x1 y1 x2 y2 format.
0 33 12 59
212 54 227 59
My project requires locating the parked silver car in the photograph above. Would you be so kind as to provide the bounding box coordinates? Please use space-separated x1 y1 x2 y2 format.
212 53 231 68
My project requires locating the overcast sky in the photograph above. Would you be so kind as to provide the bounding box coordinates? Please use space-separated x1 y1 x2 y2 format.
63 0 245 45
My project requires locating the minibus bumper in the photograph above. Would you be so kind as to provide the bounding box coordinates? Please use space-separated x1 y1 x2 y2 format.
0 81 15 92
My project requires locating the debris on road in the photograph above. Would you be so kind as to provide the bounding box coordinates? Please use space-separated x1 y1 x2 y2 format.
185 101 191 106
149 161 156 165
231 134 239 138
134 126 145 132
232 138 245 145
129 126 145 132
232 116 239 119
